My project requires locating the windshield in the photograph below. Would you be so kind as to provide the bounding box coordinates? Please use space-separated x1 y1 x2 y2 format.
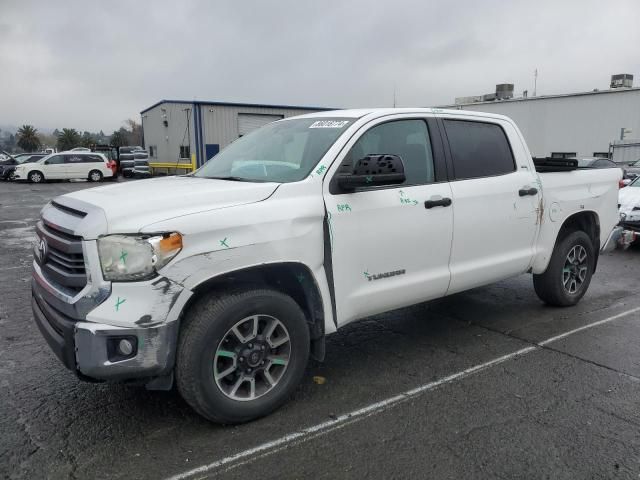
632 160 640 167
194 117 354 183
629 176 640 187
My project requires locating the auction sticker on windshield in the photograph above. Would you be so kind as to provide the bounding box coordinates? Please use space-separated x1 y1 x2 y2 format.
309 120 350 128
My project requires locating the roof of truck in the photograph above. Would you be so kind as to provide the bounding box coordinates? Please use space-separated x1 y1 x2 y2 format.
293 107 514 122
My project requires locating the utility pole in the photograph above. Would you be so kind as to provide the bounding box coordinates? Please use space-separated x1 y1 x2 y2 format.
533 68 538 97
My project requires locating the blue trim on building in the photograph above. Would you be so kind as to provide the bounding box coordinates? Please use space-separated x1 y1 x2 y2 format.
197 104 205 167
141 99 336 115
192 102 201 167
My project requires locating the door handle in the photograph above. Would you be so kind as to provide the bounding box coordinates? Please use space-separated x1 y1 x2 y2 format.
424 197 452 209
518 187 538 197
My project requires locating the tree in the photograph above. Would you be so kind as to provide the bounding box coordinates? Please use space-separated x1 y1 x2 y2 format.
57 128 81 151
17 125 41 152
110 129 126 147
125 119 143 146
81 131 96 148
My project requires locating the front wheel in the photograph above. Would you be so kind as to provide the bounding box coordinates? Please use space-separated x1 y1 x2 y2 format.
176 288 310 424
28 171 44 183
533 230 595 306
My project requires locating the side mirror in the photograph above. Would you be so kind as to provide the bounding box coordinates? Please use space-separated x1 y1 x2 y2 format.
336 154 406 192
43 160 49 165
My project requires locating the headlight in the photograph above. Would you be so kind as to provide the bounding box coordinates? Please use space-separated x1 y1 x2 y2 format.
97 233 182 281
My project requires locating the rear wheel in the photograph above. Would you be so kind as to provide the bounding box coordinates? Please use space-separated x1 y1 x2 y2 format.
176 288 310 424
88 170 103 182
28 171 44 183
533 230 595 306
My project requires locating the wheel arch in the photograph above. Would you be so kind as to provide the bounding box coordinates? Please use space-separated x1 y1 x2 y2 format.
554 210 601 271
182 262 326 361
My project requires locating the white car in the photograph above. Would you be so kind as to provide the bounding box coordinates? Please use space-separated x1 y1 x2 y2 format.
619 176 640 234
13 151 113 183
32 108 622 423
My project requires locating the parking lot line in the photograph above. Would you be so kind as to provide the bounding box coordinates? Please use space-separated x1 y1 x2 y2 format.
163 304 640 479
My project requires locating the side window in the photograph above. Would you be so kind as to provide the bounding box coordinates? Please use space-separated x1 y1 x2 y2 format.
345 119 435 185
47 155 64 165
64 155 84 164
87 155 103 163
443 120 516 180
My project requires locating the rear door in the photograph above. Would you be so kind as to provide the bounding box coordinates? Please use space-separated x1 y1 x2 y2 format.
64 154 85 178
323 115 453 326
439 116 540 294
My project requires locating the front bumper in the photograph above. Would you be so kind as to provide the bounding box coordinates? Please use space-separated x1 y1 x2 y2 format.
32 275 181 381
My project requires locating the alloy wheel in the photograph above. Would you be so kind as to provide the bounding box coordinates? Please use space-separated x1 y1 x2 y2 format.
213 315 291 401
562 244 588 294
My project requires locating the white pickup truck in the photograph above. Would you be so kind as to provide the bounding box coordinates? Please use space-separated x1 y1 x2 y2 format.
32 108 623 423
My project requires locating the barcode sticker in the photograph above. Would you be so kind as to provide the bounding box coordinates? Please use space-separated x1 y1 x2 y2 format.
309 120 350 129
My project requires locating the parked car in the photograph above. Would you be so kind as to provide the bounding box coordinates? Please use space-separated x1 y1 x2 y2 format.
0 153 47 180
625 159 640 179
13 151 113 183
32 108 622 424
619 176 640 235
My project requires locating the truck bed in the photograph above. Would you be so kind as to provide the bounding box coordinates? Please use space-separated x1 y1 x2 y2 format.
533 157 578 172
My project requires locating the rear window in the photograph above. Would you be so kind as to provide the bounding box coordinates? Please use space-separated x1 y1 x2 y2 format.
443 120 516 180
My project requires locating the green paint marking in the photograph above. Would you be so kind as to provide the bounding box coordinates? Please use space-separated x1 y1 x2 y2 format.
412 200 418 205
217 350 235 358
315 165 327 175
119 250 128 264
399 190 405 197
272 358 287 365
337 203 352 212
115 297 126 311
220 237 229 248
296 274 305 283
363 271 370 278
365 175 373 183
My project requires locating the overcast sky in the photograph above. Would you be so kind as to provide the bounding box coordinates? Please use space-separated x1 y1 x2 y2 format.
1 0 639 132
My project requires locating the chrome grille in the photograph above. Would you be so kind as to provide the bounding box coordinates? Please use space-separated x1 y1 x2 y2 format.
35 220 87 293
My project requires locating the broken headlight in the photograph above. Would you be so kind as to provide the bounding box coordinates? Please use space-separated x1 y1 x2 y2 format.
97 233 182 281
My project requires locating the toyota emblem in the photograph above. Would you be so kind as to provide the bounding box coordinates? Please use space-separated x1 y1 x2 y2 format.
39 238 48 262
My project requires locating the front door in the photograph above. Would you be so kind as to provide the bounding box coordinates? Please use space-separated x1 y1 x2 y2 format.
205 144 220 162
323 117 453 327
43 154 66 179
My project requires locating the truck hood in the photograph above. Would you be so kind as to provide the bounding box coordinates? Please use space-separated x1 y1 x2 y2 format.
60 176 279 235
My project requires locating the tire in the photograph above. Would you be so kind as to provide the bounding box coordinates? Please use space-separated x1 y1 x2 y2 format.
533 230 595 306
88 170 103 182
176 288 310 424
28 171 44 183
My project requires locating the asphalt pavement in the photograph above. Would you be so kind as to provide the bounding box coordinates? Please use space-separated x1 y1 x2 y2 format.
1 180 639 480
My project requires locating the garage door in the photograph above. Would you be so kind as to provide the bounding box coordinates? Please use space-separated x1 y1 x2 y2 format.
238 114 283 137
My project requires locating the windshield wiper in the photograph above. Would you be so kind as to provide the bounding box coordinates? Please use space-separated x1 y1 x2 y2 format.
202 176 263 182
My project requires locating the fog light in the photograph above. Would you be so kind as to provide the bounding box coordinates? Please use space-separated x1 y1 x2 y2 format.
118 338 134 356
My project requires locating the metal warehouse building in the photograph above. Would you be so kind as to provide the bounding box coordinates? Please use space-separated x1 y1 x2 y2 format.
443 75 640 162
140 100 331 173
